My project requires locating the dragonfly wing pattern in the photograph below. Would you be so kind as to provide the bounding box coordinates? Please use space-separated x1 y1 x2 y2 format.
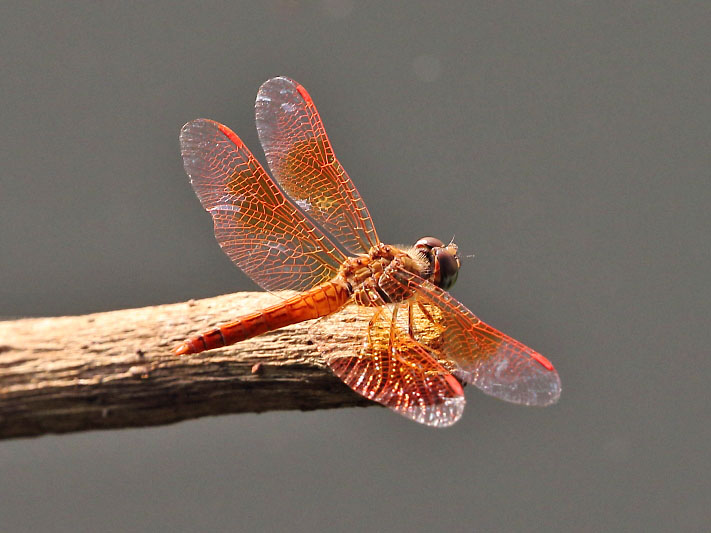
310 303 465 427
180 118 347 292
256 77 379 255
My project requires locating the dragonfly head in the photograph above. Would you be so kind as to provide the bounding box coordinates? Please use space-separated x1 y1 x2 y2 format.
414 236 460 291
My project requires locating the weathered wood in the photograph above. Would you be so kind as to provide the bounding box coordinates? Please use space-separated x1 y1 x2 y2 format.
0 292 373 440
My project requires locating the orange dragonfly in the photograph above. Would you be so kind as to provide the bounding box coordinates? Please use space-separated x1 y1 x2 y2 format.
174 77 561 427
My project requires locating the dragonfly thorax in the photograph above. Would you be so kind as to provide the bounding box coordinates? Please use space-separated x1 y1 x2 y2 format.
339 238 460 307
339 244 419 306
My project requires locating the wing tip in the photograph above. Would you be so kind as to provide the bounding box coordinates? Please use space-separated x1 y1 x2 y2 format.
444 373 464 396
257 76 313 105
179 119 245 150
531 351 555 371
295 83 313 104
215 122 245 148
421 395 466 428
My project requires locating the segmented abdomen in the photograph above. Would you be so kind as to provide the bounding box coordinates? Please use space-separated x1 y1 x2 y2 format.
173 281 350 355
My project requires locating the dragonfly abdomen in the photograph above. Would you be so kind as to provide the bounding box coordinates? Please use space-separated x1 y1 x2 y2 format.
173 280 350 355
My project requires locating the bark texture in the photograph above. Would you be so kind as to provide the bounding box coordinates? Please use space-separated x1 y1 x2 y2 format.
0 292 373 440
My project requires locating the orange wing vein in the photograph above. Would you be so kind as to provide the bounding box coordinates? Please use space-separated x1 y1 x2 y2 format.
180 118 347 292
382 268 562 406
255 76 379 255
310 304 465 427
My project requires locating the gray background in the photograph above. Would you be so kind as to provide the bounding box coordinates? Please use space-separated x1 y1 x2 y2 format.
1 1 709 531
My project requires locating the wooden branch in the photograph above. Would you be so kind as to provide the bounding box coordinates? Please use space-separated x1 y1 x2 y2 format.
0 292 373 440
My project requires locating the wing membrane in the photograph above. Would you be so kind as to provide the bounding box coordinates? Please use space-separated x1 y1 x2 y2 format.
382 269 562 406
180 118 346 291
311 304 465 427
255 77 379 255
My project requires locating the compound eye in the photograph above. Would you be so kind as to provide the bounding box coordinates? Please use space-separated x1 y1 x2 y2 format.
435 249 460 290
415 236 445 250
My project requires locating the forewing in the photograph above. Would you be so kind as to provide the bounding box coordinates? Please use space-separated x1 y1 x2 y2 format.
310 304 465 427
180 119 347 292
255 77 379 255
382 269 561 406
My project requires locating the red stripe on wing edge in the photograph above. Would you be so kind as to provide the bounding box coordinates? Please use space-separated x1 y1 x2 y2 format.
530 350 555 371
445 374 464 396
295 83 314 105
216 122 245 148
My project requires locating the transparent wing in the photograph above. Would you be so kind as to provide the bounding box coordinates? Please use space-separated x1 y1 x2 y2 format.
180 119 347 292
310 303 465 427
381 268 561 406
255 76 379 255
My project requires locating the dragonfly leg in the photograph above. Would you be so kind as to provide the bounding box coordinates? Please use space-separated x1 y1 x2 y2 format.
388 304 400 355
407 301 415 339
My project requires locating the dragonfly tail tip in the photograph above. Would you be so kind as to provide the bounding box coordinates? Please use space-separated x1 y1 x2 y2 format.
172 343 191 356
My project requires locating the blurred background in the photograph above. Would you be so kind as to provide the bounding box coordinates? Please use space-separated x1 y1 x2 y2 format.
1 1 709 531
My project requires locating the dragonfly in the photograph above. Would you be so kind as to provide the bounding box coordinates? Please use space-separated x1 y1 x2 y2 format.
173 76 561 427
